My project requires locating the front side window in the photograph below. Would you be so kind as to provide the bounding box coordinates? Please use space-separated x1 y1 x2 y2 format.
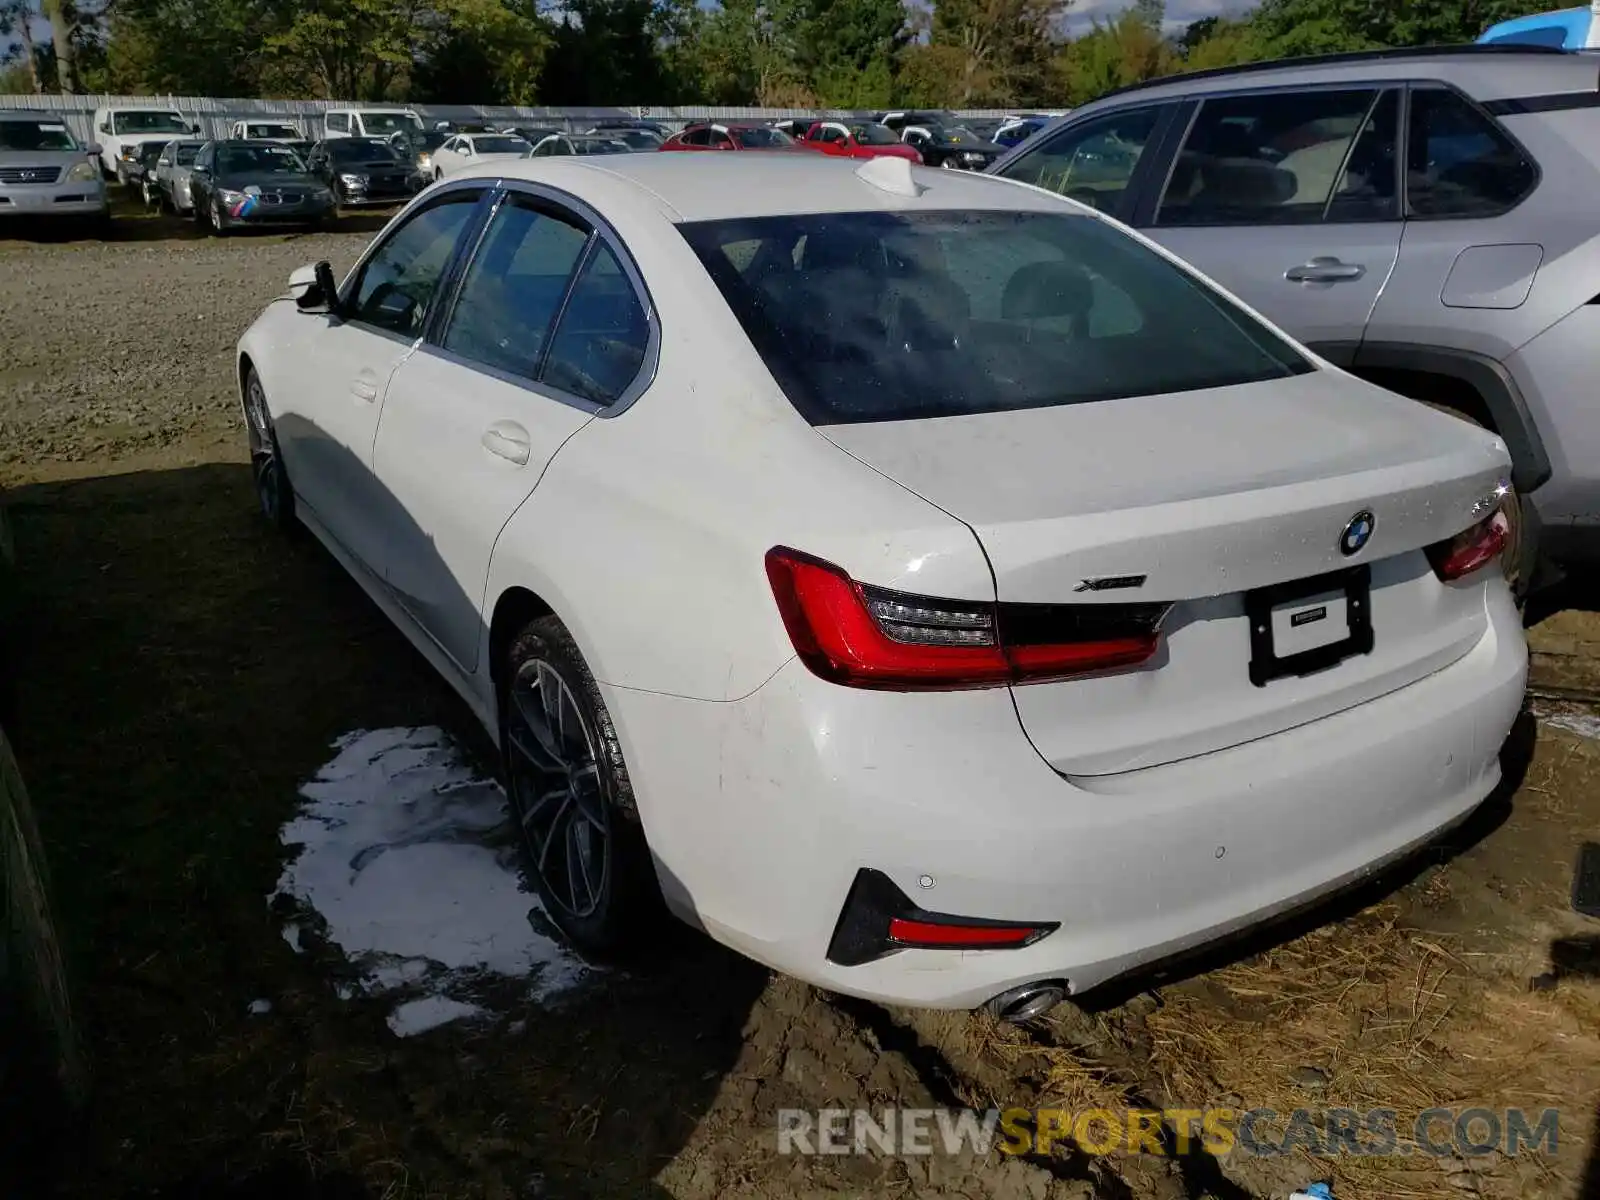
442 198 590 379
1157 89 1396 227
850 124 898 146
542 243 651 405
349 192 482 337
996 107 1162 216
1406 87 1536 218
327 113 349 133
682 209 1310 426
361 112 423 136
682 127 711 147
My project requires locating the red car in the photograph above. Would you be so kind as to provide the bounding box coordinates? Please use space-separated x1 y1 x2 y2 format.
800 120 923 164
657 123 806 153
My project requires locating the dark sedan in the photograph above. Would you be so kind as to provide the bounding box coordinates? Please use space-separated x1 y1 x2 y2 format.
899 121 1005 170
304 137 421 209
188 140 336 233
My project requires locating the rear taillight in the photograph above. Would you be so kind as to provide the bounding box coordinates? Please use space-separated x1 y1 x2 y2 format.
764 547 1170 690
1426 510 1509 582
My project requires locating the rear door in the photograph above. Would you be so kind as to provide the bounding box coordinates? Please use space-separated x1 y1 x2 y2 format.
1143 86 1404 361
372 187 655 671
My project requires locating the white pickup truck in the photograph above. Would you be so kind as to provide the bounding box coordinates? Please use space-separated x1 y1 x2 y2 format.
92 106 200 184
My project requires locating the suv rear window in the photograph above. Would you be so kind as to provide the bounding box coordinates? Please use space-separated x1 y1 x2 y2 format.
682 210 1311 425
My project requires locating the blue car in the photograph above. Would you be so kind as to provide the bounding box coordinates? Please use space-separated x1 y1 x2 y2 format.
994 117 1050 148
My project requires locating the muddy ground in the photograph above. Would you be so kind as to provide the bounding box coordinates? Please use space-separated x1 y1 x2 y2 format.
3 205 1600 1200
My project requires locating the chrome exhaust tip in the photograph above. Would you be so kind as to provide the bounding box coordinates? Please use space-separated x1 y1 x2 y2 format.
984 980 1067 1024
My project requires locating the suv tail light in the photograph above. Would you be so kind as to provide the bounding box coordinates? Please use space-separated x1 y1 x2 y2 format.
765 547 1171 691
1426 511 1509 582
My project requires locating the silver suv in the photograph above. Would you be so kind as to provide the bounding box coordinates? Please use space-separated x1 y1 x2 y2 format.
989 44 1600 588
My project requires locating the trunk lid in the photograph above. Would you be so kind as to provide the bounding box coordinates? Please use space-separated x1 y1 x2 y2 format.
819 370 1512 775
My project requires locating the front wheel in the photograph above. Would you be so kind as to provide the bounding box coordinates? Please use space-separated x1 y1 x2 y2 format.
501 616 662 957
243 369 296 532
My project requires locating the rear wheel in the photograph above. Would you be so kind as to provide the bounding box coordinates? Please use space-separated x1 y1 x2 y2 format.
501 616 661 957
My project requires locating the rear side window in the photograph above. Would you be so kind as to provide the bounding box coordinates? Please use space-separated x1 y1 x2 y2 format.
542 243 651 404
443 197 590 379
681 209 1311 426
1406 88 1536 218
1156 89 1399 226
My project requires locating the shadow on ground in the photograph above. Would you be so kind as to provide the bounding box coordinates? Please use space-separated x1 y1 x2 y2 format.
0 199 394 245
6 463 766 1199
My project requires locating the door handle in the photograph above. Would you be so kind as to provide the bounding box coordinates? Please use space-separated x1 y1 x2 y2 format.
350 379 379 403
481 421 531 466
1285 257 1366 283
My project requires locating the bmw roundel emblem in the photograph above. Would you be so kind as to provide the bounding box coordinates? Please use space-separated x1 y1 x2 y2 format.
1339 510 1375 556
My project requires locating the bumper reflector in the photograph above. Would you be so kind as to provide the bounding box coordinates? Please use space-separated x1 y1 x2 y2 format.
826 868 1058 967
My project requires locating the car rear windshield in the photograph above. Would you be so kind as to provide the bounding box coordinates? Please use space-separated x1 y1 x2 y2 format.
114 112 188 134
681 209 1312 425
732 127 794 149
362 113 422 135
850 124 898 145
473 136 530 154
218 144 306 174
0 120 79 151
331 139 398 162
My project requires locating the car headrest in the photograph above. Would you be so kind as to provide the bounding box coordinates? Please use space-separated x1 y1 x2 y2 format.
1196 158 1296 208
884 274 970 351
1001 261 1094 322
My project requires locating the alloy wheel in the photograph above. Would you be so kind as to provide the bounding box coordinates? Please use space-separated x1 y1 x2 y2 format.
505 658 610 920
245 375 284 523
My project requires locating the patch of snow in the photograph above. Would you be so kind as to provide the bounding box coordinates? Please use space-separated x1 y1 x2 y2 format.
247 999 273 1016
387 996 488 1038
1539 708 1600 741
282 922 302 953
271 727 589 1035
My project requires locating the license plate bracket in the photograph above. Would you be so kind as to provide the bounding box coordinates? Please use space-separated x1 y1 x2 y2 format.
1246 564 1373 687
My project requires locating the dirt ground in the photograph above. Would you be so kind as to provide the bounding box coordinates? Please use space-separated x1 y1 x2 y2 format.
3 203 1600 1200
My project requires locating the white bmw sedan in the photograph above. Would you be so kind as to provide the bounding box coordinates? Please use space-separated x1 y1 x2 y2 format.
237 153 1527 1013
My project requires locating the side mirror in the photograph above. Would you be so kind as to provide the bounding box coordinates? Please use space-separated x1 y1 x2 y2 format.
292 260 343 314
191 123 202 135
85 142 101 157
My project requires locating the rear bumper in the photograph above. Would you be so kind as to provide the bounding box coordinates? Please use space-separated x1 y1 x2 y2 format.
607 582 1527 1009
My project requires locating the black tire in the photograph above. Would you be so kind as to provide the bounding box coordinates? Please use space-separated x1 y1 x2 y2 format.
501 616 661 957
243 369 296 532
0 726 86 1187
209 198 228 236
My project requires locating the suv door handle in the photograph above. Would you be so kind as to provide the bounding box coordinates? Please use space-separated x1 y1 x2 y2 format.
1285 258 1366 283
351 379 379 403
482 421 531 466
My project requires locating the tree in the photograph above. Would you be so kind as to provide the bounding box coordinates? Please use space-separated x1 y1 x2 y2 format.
924 0 1069 106
38 0 78 92
797 0 906 107
1054 7 1176 106
0 0 43 92
538 0 667 106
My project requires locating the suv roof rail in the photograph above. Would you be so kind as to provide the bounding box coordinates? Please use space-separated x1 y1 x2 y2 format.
1099 42 1576 102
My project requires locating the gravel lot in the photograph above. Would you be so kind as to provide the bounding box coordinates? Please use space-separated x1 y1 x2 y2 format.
0 226 369 478
3 217 1600 1200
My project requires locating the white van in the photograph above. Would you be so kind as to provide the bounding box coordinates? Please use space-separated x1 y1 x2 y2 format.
91 105 199 183
323 108 425 141
227 119 305 143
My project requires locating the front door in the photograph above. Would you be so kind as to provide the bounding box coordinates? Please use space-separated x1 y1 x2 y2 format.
274 188 485 574
1142 87 1404 359
373 190 654 671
